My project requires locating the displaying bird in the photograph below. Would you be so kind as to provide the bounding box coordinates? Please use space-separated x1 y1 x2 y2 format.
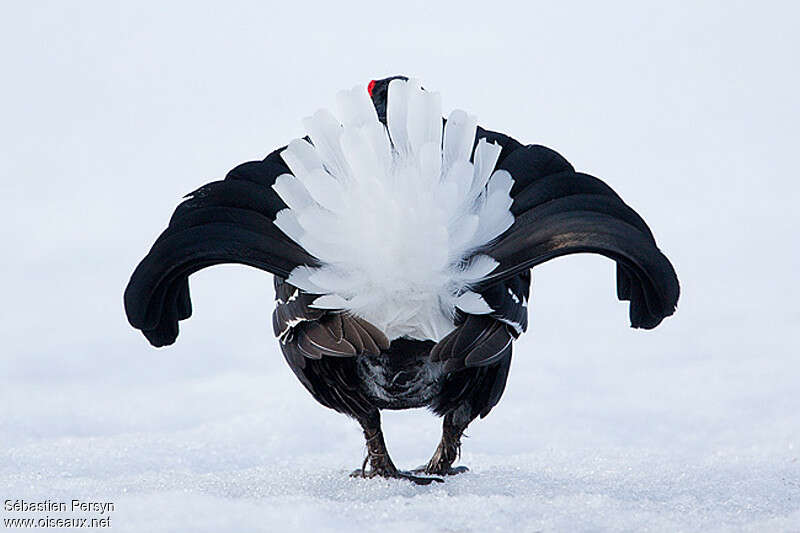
124 76 679 484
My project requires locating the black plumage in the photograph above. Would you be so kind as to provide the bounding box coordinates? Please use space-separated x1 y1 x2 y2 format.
124 76 679 483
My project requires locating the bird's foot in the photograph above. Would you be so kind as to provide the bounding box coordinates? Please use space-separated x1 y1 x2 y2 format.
411 464 469 476
350 461 443 485
351 419 443 484
414 435 468 476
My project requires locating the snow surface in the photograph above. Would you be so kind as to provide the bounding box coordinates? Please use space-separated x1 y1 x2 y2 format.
2 2 799 531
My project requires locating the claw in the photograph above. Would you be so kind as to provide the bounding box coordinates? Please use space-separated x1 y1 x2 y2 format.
396 470 444 485
411 464 469 476
350 468 443 485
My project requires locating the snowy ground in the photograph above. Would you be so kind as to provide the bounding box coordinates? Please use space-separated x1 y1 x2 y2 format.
3 2 799 531
3 317 800 532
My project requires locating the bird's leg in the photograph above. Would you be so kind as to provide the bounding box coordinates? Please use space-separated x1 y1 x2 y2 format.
358 419 395 476
415 406 472 476
350 411 443 485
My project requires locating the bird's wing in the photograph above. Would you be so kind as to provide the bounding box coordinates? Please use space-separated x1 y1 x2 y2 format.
272 276 389 421
473 142 679 329
124 147 318 347
430 315 514 371
470 271 531 336
272 277 389 359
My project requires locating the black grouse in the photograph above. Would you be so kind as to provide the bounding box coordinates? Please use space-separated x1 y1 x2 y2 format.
124 76 680 484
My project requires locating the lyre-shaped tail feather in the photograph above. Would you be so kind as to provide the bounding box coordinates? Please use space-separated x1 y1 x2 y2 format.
124 150 318 347
477 144 679 329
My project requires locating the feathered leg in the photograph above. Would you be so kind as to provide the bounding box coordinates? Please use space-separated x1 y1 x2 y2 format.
415 404 472 476
350 411 443 485
422 344 514 476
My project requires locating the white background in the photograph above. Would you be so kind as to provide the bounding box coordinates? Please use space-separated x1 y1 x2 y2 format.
2 1 798 531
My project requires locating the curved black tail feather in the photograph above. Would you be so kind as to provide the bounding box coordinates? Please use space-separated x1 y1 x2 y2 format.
477 143 679 329
124 150 317 347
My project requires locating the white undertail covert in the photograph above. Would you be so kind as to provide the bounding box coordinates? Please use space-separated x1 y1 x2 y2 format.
272 79 515 341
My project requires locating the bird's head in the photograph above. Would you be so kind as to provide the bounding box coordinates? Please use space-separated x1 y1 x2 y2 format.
367 75 409 122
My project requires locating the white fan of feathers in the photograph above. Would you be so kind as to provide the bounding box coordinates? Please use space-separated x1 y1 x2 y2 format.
272 79 515 342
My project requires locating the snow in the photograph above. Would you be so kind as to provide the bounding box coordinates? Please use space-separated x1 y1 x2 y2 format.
3 351 799 532
2 2 799 532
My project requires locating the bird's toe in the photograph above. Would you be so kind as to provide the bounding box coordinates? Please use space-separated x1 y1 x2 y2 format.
411 464 469 476
349 467 443 484
395 470 444 485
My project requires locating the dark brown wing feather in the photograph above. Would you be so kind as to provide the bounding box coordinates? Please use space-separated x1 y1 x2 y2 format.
273 277 389 359
431 315 514 371
272 276 388 420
